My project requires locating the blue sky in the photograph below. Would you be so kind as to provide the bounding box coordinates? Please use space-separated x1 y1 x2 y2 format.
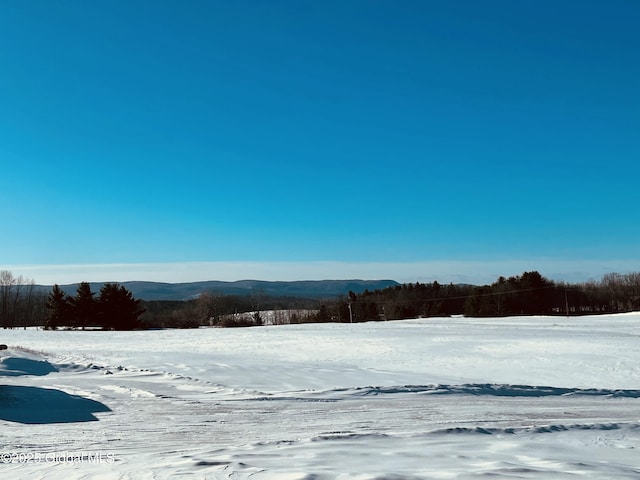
1 0 639 285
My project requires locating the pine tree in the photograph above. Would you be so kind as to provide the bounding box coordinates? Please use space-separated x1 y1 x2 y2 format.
98 283 145 330
69 282 96 330
46 284 69 330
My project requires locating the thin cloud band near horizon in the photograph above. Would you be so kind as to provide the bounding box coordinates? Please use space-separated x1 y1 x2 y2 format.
4 259 639 286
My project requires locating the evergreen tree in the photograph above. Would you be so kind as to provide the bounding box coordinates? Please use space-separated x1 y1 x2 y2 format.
69 282 96 330
98 283 145 330
45 284 69 330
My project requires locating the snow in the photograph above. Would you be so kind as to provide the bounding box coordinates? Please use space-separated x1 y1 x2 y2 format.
1 313 640 478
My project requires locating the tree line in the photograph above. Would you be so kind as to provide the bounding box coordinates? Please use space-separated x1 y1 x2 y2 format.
133 270 640 326
45 282 145 330
1 270 45 328
142 291 323 328
2 269 640 329
342 270 640 321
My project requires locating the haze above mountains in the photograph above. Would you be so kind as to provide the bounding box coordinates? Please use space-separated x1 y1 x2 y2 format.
37 280 400 301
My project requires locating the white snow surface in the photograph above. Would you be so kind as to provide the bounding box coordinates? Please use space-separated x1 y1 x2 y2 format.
1 313 640 479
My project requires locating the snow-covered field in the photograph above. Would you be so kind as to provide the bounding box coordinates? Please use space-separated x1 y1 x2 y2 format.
1 313 640 479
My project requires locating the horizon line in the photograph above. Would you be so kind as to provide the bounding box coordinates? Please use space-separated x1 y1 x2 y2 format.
3 259 640 287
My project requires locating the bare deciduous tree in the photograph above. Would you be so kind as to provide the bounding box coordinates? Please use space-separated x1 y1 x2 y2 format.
1 270 17 328
0 271 39 328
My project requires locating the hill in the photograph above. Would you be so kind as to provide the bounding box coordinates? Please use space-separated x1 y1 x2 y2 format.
36 279 399 301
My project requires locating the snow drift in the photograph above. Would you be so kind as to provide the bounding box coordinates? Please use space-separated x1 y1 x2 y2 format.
1 313 639 478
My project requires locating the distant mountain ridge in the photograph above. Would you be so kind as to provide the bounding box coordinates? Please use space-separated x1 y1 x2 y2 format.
37 279 400 301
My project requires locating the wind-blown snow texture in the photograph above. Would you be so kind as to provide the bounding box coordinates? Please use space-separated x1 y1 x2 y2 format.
1 314 639 479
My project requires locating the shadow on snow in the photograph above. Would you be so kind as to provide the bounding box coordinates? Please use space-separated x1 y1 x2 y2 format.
0 385 111 424
0 357 58 376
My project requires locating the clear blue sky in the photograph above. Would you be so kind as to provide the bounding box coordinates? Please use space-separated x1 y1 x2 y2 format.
1 0 639 285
